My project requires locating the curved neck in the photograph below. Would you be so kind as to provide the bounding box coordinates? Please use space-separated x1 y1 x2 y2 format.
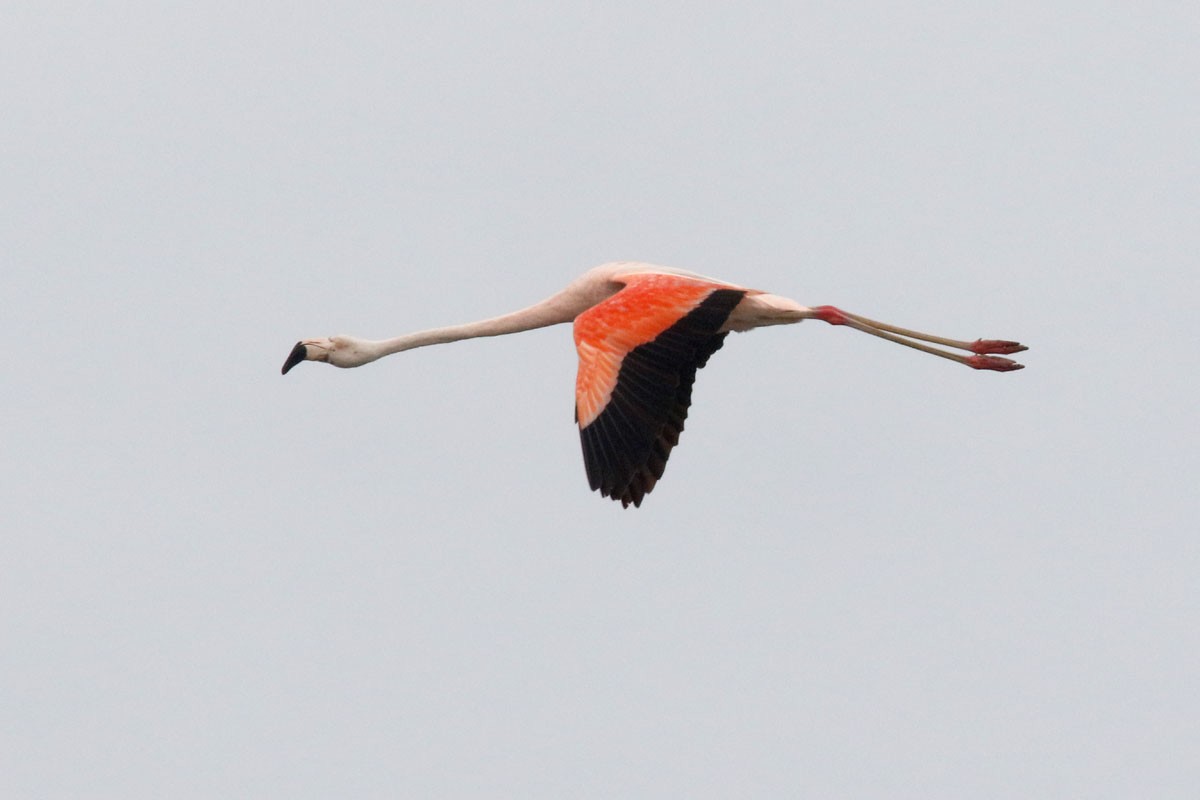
372 294 582 358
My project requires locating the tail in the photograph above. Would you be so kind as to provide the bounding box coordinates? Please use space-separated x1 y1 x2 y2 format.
722 292 811 332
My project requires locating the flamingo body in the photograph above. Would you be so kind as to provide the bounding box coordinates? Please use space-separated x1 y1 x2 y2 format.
283 262 1026 508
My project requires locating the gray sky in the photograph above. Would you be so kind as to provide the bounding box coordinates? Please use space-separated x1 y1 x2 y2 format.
4 2 1198 797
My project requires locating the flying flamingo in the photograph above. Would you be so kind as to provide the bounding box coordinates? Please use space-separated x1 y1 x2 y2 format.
282 262 1026 507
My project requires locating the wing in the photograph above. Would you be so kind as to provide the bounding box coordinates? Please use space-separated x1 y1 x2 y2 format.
573 273 746 507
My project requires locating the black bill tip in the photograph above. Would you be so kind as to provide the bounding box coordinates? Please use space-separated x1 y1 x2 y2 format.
281 342 307 375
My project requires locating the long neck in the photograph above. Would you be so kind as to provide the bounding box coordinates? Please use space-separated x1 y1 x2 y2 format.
371 293 583 358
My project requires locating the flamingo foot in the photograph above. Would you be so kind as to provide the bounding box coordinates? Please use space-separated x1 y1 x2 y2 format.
965 355 1024 372
971 339 1028 355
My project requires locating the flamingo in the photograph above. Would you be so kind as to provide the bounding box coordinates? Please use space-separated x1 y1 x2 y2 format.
282 262 1026 507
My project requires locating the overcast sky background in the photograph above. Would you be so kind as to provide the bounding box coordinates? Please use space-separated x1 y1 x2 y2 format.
3 2 1198 797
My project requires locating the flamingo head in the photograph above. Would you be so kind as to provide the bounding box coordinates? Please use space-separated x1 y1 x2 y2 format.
281 336 378 374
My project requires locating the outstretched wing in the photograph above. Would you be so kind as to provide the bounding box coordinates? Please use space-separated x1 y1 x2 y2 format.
573 273 746 508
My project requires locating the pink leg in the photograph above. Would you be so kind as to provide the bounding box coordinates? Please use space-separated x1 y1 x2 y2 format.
810 306 1027 372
